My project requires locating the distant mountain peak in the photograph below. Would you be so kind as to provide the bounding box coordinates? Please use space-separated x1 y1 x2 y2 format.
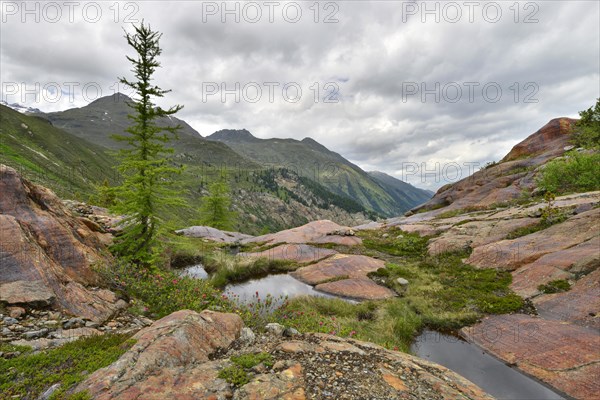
0 100 42 114
207 129 257 141
89 92 133 106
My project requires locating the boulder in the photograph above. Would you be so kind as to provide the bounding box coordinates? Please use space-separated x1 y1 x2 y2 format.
534 268 600 330
428 217 538 255
175 225 253 243
0 164 123 322
0 280 55 306
292 254 385 285
77 310 243 400
511 237 599 298
239 243 337 263
316 278 396 300
242 220 361 246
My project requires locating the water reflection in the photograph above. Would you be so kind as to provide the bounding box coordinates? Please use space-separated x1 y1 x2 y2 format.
179 264 208 279
411 330 565 400
224 274 336 306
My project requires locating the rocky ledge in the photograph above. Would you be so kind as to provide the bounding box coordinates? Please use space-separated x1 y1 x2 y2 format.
76 310 493 400
0 305 152 353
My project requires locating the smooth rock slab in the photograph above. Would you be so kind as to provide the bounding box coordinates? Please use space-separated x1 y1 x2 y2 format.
428 217 538 256
467 208 600 271
77 310 243 400
0 280 55 306
316 278 396 300
462 314 600 400
291 254 386 285
511 237 599 298
242 220 357 246
240 244 337 263
534 268 600 330
175 225 253 243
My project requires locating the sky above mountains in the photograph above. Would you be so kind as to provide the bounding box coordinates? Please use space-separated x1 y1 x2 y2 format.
1 1 598 189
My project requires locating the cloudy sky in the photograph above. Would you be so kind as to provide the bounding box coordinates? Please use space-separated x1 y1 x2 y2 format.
1 0 598 189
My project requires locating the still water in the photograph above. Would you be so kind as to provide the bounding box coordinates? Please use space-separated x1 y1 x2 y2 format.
179 264 565 399
411 330 566 400
224 273 336 306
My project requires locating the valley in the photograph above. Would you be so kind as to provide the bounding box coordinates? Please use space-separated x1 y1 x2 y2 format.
1 107 598 399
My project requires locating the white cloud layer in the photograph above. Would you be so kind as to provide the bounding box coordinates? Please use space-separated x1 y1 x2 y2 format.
1 0 598 189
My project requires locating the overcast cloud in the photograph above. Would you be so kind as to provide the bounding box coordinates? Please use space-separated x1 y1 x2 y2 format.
1 0 598 189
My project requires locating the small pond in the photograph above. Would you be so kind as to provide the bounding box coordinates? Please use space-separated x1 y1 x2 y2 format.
178 264 339 306
224 273 337 306
411 330 566 400
178 264 209 279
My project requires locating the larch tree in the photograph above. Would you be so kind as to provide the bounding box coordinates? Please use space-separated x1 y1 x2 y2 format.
199 174 237 231
108 22 185 267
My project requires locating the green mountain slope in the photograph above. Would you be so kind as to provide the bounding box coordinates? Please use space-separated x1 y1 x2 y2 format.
43 94 257 168
1 97 370 233
367 171 433 210
207 129 430 216
0 105 117 198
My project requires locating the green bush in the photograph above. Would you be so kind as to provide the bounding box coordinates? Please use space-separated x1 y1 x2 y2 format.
537 152 600 194
218 364 250 386
572 98 600 149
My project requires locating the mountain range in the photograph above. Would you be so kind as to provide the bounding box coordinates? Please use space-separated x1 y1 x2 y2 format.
0 94 432 233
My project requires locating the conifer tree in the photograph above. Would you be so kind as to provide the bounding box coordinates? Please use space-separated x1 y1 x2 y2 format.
108 22 184 266
199 174 237 230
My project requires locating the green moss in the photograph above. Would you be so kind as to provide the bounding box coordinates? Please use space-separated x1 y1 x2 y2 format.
359 229 429 258
538 279 571 294
217 352 274 387
218 364 250 386
0 334 134 400
231 352 273 369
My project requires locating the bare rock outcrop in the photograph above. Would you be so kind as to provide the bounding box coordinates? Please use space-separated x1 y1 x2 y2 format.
77 310 494 400
242 220 362 246
0 164 122 322
462 314 600 400
412 118 577 213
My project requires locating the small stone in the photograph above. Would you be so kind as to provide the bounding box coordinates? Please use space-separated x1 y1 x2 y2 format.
3 317 19 325
43 320 59 328
265 323 285 336
47 312 61 321
382 233 389 238
85 321 100 329
272 360 287 370
396 278 409 286
115 299 129 310
63 318 84 329
36 382 61 400
23 328 49 339
283 327 299 337
240 327 256 344
8 307 26 319
252 363 267 373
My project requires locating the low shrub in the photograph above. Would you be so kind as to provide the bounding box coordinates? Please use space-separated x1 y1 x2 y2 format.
537 151 600 194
